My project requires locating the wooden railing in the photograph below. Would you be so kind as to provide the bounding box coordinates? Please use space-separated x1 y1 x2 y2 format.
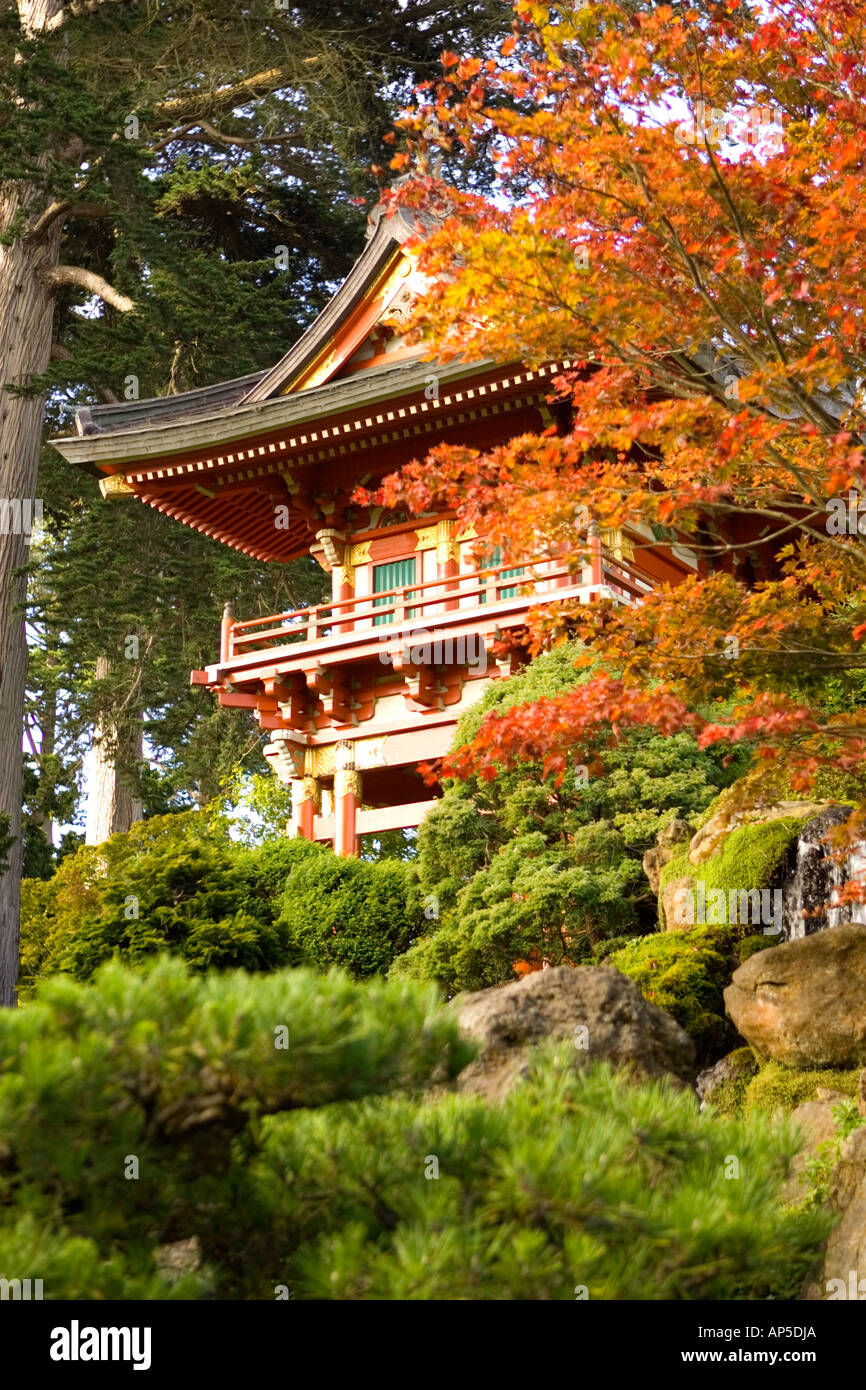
220 553 655 663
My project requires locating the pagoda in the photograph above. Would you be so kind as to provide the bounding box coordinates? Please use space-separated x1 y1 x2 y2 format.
52 198 701 854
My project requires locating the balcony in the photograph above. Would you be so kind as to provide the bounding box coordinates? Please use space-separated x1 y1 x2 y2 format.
206 552 654 690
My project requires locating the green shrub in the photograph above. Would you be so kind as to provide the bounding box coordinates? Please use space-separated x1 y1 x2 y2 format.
21 813 422 988
19 812 293 987
277 845 424 977
400 642 747 990
0 961 829 1301
19 811 238 989
234 835 322 931
422 644 746 914
55 837 287 981
263 1047 827 1301
394 827 642 993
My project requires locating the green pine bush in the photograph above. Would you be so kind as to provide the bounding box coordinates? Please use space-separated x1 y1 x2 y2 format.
20 812 424 988
0 962 829 1300
19 811 290 986
0 957 471 1300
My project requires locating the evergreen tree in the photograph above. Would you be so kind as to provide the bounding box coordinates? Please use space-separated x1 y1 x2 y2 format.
0 0 509 1002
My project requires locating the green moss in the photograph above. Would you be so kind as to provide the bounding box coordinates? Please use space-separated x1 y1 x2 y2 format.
703 818 805 899
607 926 738 1064
744 1061 861 1117
737 933 775 964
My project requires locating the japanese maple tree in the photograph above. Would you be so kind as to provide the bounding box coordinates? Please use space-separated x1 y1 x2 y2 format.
373 0 866 851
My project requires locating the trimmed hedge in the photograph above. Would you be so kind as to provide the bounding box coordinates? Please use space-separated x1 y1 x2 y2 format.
20 812 424 989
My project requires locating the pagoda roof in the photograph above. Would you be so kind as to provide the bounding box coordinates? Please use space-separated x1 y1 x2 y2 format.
52 355 481 473
52 200 435 472
48 193 558 562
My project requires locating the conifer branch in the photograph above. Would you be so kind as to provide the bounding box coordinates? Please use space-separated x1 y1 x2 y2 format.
42 265 134 312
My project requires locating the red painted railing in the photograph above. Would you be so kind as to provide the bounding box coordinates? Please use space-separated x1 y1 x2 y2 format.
220 553 655 663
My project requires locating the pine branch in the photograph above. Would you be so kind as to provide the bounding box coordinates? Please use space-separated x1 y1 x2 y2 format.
151 119 302 153
152 68 289 128
50 344 120 402
25 201 111 245
41 265 134 313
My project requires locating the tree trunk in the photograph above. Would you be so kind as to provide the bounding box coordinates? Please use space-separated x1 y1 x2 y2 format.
85 655 143 845
0 0 67 1003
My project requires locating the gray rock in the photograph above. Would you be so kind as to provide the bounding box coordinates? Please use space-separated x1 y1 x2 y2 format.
454 964 696 1102
643 817 692 894
696 1048 758 1107
802 1126 866 1300
782 1092 849 1205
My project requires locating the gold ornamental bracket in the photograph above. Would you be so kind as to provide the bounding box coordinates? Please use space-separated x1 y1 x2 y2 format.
297 775 321 810
415 519 459 562
335 768 362 799
98 472 136 499
600 528 634 563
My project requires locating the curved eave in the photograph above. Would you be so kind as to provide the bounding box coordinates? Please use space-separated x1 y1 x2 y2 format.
50 355 469 473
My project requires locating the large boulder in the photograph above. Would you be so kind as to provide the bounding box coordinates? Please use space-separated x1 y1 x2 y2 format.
454 964 696 1101
725 924 866 1068
658 804 817 932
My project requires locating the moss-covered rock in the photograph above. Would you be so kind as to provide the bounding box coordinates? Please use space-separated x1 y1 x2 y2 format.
606 926 739 1065
658 815 810 930
700 1047 760 1116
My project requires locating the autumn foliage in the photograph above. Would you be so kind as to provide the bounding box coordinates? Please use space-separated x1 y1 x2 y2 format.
371 0 866 838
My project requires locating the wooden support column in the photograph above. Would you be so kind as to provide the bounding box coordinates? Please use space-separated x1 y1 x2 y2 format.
331 561 355 634
334 744 360 857
220 600 235 663
437 520 459 611
315 528 355 633
291 775 319 841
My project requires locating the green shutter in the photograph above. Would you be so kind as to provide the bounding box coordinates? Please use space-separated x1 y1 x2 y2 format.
373 557 417 626
481 546 524 603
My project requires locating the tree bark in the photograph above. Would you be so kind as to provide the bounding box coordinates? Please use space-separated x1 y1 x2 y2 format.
0 0 67 1004
85 655 143 845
